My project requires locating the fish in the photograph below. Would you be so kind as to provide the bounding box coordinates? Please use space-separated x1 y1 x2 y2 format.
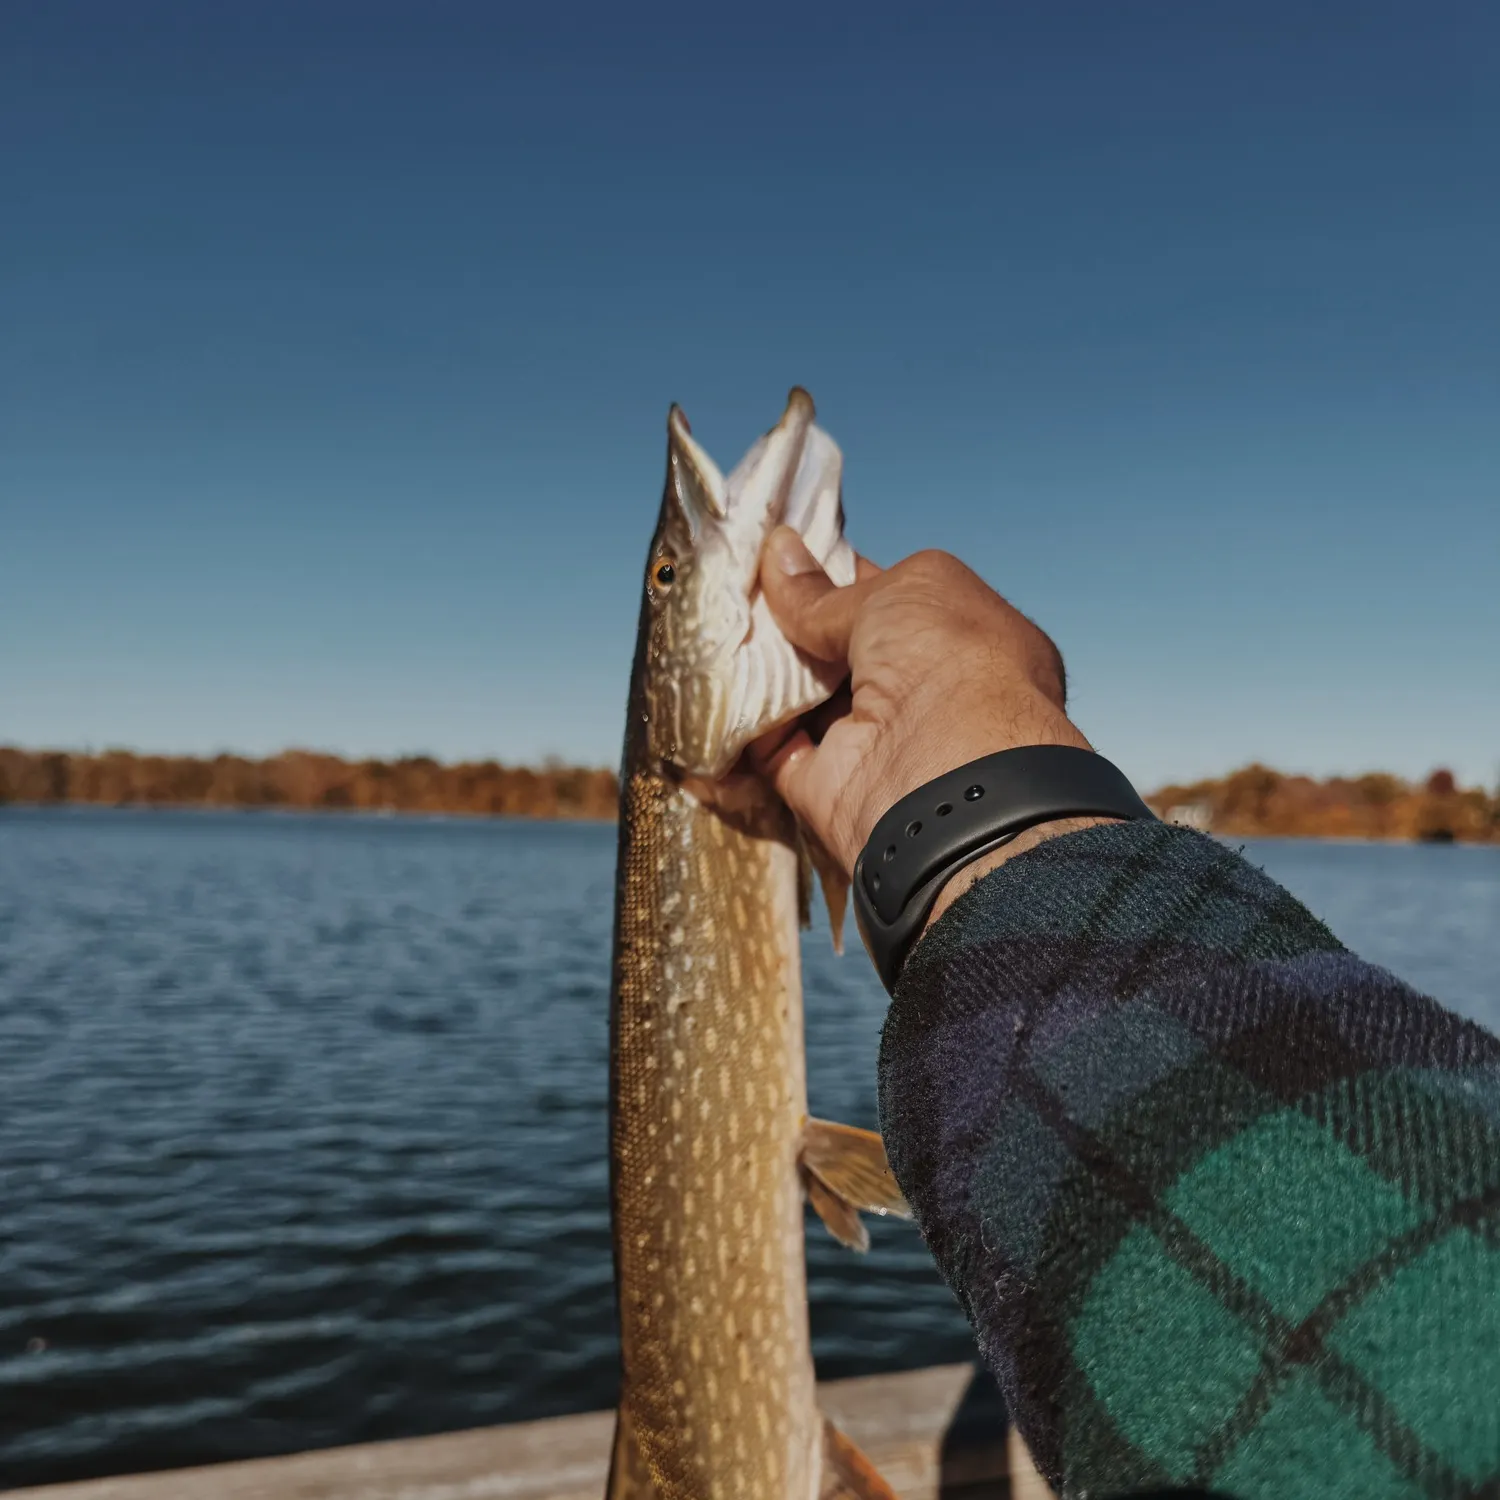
608 388 911 1500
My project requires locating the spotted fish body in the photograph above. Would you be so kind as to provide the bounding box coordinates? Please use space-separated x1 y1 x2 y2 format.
608 391 907 1500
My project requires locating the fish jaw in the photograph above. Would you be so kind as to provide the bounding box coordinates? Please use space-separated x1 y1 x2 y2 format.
638 388 856 781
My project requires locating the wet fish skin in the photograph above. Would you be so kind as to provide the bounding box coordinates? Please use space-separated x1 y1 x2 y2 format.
608 391 907 1500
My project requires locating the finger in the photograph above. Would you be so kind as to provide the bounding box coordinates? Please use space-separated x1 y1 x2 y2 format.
745 718 801 771
746 681 848 775
760 527 879 664
854 552 883 582
756 728 822 829
802 679 852 746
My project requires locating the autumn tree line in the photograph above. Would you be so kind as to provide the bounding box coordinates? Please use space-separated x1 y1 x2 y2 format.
1 748 1497 842
1148 764 1499 844
0 748 618 821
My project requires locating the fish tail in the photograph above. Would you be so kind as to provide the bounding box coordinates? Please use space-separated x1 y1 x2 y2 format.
819 1416 900 1500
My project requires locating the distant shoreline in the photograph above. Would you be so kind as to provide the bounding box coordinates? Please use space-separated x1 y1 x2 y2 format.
0 799 619 826
0 747 618 822
2 748 1495 844
1149 764 1497 845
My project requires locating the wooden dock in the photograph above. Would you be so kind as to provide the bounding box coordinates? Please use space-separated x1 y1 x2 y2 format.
9 1364 1053 1500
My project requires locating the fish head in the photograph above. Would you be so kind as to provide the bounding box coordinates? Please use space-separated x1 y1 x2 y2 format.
636 387 856 781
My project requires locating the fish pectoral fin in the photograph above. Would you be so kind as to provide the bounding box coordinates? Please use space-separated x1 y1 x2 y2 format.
797 818 849 953
819 1415 901 1500
800 1117 912 1252
605 1405 657 1500
805 1170 869 1252
815 859 850 957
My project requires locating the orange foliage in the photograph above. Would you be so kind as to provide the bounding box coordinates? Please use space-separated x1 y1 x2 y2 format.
0 747 618 821
1148 763 1499 844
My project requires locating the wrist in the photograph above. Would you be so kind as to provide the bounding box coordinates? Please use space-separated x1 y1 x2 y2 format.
855 704 1091 872
850 741 1156 995
920 814 1117 937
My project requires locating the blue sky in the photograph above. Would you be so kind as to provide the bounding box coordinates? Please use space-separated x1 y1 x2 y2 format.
2 2 1496 791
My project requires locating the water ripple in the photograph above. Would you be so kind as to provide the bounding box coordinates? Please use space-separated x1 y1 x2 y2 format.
1 809 1495 1487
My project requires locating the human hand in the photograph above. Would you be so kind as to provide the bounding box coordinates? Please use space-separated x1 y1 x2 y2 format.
750 528 1110 923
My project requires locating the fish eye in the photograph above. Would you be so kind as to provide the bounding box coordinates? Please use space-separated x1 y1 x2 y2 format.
652 558 676 590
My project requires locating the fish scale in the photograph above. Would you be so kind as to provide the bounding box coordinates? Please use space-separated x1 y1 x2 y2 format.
607 390 910 1500
612 768 812 1497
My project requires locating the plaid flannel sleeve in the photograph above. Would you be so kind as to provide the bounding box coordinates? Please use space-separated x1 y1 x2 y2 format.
877 820 1500 1500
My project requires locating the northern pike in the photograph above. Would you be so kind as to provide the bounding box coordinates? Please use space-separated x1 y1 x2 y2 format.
608 389 909 1500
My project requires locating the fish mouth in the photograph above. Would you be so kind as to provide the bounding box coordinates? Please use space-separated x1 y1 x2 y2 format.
664 407 728 531
659 388 856 782
664 386 817 538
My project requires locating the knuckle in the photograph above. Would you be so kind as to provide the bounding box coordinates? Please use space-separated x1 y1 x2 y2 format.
1023 626 1068 706
1043 649 1068 706
902 549 970 589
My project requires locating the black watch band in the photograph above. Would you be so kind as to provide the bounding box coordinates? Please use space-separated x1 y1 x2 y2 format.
851 745 1157 995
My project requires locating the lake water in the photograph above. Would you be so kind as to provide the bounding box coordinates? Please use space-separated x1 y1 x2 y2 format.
0 809 1496 1488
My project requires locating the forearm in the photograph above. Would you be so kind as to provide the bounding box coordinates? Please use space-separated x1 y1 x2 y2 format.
878 820 1500 1499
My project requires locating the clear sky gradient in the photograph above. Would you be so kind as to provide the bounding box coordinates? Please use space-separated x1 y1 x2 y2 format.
3 2 1496 790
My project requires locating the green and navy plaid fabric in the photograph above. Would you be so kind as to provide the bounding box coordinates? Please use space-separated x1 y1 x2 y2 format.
878 821 1500 1500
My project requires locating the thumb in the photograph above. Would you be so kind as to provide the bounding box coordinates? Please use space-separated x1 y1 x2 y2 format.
759 526 869 665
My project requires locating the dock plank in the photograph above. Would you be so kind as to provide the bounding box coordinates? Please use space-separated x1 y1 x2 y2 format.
9 1364 1052 1500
